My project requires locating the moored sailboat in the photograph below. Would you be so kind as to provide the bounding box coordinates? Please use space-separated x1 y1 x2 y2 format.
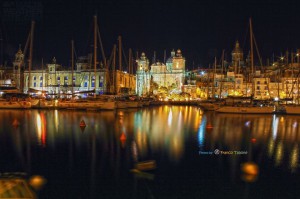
198 100 223 111
283 105 300 115
57 98 116 110
0 98 31 109
214 18 274 114
215 105 274 114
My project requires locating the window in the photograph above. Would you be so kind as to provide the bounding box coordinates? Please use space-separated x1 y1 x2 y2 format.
256 86 260 90
84 82 88 87
64 76 68 86
40 82 43 87
34 82 36 87
99 82 103 87
40 76 43 80
257 81 260 84
33 76 36 81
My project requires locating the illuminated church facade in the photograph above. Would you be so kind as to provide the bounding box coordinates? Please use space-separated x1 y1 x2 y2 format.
136 49 186 96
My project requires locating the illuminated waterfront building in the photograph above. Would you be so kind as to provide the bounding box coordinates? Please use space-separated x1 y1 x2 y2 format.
5 43 300 102
113 70 136 95
12 46 24 90
24 56 108 97
9 47 136 96
136 49 186 96
136 52 150 96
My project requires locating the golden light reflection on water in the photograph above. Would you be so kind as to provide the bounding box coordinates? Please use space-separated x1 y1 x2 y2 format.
206 113 300 173
1 108 299 174
267 138 274 158
35 112 46 147
290 144 299 172
275 141 283 167
133 106 199 162
54 110 59 132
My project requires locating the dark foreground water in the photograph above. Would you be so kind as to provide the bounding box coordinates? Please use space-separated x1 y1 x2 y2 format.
0 106 299 199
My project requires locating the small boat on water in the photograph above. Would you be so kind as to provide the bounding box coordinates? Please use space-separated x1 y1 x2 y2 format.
198 102 219 111
140 97 154 107
30 98 57 109
0 178 37 198
102 95 142 109
134 160 157 171
283 105 300 115
198 101 223 111
198 99 225 111
116 100 140 108
0 98 31 109
215 105 274 114
57 98 116 110
39 99 57 108
114 96 141 108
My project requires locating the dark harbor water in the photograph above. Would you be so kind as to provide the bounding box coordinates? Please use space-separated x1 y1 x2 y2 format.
0 106 299 199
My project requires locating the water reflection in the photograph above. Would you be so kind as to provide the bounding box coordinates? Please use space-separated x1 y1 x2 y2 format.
200 113 300 173
133 106 202 162
1 109 299 174
0 108 299 198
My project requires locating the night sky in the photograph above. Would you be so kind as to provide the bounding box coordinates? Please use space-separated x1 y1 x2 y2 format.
1 0 300 69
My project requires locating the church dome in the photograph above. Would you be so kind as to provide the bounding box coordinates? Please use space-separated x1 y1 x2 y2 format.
176 49 182 56
232 41 242 54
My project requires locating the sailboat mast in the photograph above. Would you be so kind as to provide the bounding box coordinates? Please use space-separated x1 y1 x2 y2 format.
0 29 3 67
28 20 35 93
249 18 254 76
93 15 97 98
97 25 106 68
71 40 74 98
129 48 132 93
118 36 122 71
42 58 44 93
129 48 132 74
212 57 216 98
113 44 116 94
220 50 225 98
297 50 300 105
